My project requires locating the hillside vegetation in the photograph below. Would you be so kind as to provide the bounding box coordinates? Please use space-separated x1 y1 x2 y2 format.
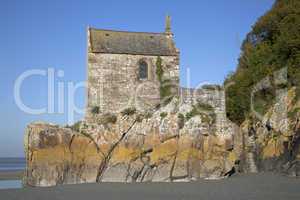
225 0 300 124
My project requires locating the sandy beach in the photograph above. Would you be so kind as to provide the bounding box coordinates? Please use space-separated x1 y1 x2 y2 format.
0 173 299 200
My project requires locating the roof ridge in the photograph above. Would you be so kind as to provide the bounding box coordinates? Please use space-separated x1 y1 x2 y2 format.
89 27 166 35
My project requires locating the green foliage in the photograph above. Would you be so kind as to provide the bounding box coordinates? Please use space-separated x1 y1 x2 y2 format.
201 114 213 124
155 56 175 106
121 107 136 116
185 110 198 121
225 0 300 124
253 88 276 116
79 130 89 137
185 102 215 122
160 112 168 119
202 84 222 90
98 113 117 125
156 56 163 82
288 107 300 119
177 113 185 129
69 121 82 132
196 102 215 112
91 106 100 114
143 111 153 119
79 129 96 143
160 79 174 105
136 111 153 122
136 114 143 123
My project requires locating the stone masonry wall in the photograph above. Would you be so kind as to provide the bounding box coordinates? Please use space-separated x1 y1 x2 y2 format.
87 53 179 116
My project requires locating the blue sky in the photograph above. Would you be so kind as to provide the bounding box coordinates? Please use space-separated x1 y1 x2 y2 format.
0 0 275 157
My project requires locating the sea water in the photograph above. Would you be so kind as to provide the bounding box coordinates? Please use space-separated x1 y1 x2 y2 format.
0 157 25 171
0 158 25 189
0 180 22 189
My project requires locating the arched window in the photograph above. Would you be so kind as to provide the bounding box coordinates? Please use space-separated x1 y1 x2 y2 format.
138 60 148 80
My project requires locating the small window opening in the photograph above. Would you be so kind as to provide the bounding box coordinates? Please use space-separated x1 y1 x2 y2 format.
138 60 148 80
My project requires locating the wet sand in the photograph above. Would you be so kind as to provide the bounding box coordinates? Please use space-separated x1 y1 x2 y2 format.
0 170 23 180
0 173 299 200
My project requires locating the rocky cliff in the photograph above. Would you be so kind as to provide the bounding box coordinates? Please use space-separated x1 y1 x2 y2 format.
237 87 300 176
24 97 238 187
24 87 300 187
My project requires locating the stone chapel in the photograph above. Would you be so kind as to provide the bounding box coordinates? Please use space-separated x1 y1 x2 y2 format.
86 16 180 114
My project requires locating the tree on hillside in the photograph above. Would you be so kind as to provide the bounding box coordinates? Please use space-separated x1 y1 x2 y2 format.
225 0 300 124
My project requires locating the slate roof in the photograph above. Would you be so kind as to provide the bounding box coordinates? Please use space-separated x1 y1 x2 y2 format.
89 28 178 56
